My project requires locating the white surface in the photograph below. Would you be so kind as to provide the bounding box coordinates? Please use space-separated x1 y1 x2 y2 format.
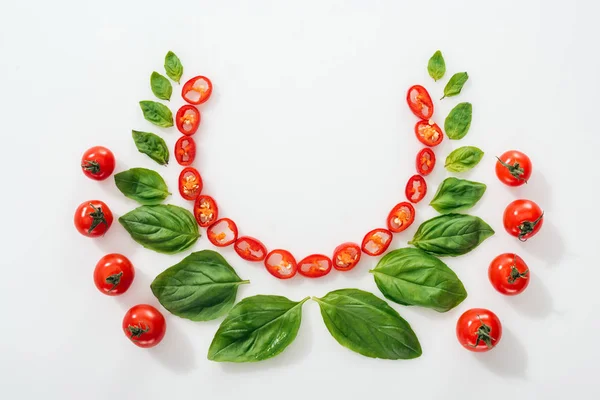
1 1 598 398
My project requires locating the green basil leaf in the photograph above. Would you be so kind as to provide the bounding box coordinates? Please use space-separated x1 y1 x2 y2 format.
114 168 171 205
131 130 169 165
208 295 309 362
444 102 472 140
151 250 249 321
164 51 183 84
139 101 173 128
444 146 484 172
150 71 172 101
429 177 486 214
370 248 467 312
408 214 494 257
314 289 422 360
427 50 446 81
119 205 200 254
441 72 469 99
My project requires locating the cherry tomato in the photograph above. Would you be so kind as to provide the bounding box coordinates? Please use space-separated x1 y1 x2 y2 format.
495 150 532 186
361 228 393 256
74 200 113 237
81 146 115 181
93 253 135 296
503 199 544 241
297 254 332 278
264 249 298 279
193 195 219 227
332 242 362 271
178 167 203 201
387 202 415 233
488 253 530 296
176 105 201 136
406 85 434 120
405 174 427 203
182 76 213 105
122 304 166 348
175 136 196 166
456 308 502 352
234 236 267 262
415 120 443 147
416 148 436 176
207 218 238 247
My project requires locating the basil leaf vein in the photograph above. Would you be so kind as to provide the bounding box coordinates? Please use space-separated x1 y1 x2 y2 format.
429 177 486 213
427 50 446 81
444 102 472 140
114 168 171 205
150 71 172 101
445 146 484 172
139 101 173 128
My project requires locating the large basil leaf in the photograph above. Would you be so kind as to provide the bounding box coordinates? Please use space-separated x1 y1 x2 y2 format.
408 213 494 257
132 130 169 165
442 72 469 99
314 289 422 360
370 248 467 312
114 168 171 205
429 177 486 213
119 205 200 254
151 250 249 321
150 71 172 101
445 146 484 172
444 102 472 140
208 295 308 362
164 51 183 83
139 101 173 128
427 50 445 81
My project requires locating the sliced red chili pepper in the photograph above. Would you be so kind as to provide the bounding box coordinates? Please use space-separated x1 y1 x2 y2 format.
387 202 415 233
332 242 362 271
178 167 203 201
415 120 443 147
176 105 201 136
416 148 436 176
234 236 267 262
264 249 298 279
405 174 427 203
193 195 218 227
207 218 238 247
182 76 213 105
361 228 393 256
175 136 196 166
406 85 434 120
297 254 332 278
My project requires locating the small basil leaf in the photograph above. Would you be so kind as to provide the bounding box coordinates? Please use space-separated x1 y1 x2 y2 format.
114 168 171 205
131 130 169 165
164 51 183 84
139 101 173 128
441 72 469 99
151 250 249 321
429 177 486 214
444 102 472 140
445 146 484 172
150 72 172 101
370 248 467 312
314 289 422 360
208 295 308 362
427 50 446 81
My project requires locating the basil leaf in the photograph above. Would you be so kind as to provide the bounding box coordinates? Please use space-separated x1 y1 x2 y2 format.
441 72 469 99
314 289 422 360
119 205 200 254
151 250 249 321
150 72 172 101
427 50 446 81
131 130 169 165
429 177 486 214
444 102 472 140
445 146 484 172
208 295 309 362
164 51 183 84
370 248 467 312
139 101 173 128
114 168 171 205
408 214 494 257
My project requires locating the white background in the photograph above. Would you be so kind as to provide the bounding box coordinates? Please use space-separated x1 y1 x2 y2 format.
1 0 598 399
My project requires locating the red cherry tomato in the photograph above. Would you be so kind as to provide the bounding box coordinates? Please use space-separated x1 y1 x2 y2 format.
175 136 196 166
81 146 115 181
297 254 332 278
122 304 166 348
207 218 238 247
387 202 415 233
496 150 532 186
416 148 436 176
503 199 544 241
178 167 203 201
406 85 434 120
93 253 135 296
234 236 267 262
456 308 502 352
488 253 530 296
182 76 213 105
405 174 427 203
415 120 443 147
74 200 113 237
176 105 201 136
361 228 393 256
332 242 362 271
264 249 298 279
193 195 218 227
